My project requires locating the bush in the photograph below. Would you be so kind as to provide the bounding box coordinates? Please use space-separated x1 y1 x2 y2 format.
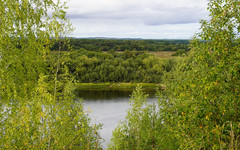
110 0 240 149
171 49 187 56
0 74 102 149
159 0 240 148
0 99 102 149
108 86 178 150
0 0 102 149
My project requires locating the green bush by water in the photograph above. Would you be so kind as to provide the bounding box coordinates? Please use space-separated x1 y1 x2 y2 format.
108 86 179 150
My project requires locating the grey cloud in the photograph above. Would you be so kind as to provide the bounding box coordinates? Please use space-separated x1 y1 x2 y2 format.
143 7 207 25
67 0 208 25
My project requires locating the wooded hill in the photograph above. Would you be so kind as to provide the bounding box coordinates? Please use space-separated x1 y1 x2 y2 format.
51 38 190 52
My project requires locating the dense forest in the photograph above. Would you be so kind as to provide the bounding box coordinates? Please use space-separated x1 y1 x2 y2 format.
48 39 187 84
52 38 190 52
48 49 176 83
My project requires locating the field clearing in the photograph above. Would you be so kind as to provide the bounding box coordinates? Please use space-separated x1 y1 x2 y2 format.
148 51 176 58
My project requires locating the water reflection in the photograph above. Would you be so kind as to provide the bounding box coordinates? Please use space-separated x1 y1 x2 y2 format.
77 88 157 100
80 89 158 149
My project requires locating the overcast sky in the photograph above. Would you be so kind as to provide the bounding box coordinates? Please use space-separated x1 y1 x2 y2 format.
66 0 209 39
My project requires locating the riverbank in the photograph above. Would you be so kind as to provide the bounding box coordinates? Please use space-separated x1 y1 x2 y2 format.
76 83 164 90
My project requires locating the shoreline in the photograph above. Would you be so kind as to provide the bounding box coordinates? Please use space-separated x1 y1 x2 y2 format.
76 83 164 90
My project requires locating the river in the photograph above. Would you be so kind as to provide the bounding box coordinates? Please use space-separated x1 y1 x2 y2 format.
79 89 158 149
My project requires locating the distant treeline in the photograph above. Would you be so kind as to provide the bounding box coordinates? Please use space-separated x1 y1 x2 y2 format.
51 39 190 52
48 49 176 83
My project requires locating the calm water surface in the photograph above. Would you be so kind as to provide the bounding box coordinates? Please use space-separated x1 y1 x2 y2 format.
79 89 158 149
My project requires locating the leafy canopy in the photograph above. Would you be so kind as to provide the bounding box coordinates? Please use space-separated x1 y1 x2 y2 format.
160 0 240 149
0 0 101 149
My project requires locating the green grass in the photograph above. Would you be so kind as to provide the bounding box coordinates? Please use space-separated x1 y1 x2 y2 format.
148 51 176 59
76 83 163 90
76 83 112 89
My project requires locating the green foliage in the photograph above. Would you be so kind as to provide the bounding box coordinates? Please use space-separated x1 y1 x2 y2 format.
0 0 72 101
0 0 101 149
49 49 176 83
1 93 101 149
109 0 240 149
171 49 188 56
66 39 190 52
108 86 178 150
158 0 240 149
51 38 189 52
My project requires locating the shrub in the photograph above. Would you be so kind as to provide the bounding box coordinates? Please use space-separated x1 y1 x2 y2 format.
0 0 102 149
108 86 178 150
159 0 240 148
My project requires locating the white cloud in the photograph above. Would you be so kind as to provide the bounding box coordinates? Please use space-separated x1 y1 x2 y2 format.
66 0 209 39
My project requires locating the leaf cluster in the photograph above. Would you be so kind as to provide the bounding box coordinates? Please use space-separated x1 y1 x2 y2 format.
108 86 179 150
48 49 176 83
0 0 102 149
